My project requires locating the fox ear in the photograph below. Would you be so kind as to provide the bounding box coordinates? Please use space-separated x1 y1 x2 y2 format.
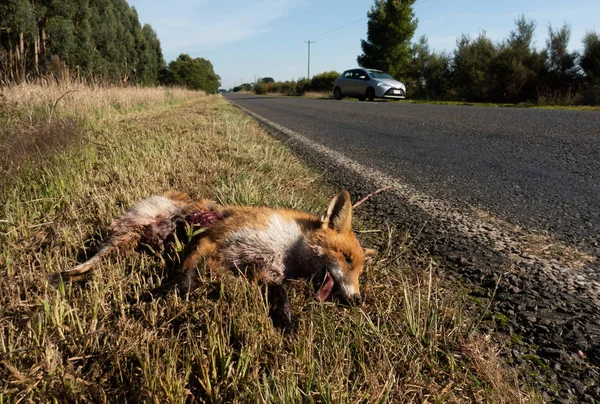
323 190 353 233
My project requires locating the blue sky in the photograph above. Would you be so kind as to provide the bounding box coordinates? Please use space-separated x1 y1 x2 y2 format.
129 0 600 89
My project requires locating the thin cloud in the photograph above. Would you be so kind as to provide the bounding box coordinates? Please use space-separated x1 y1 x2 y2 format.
138 0 302 54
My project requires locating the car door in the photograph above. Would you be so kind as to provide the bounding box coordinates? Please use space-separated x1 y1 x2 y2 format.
339 70 355 96
354 69 370 96
344 69 361 96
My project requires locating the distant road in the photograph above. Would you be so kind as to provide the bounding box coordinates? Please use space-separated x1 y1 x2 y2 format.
225 93 600 255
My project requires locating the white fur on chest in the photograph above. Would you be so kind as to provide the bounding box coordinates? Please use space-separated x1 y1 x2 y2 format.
222 214 303 282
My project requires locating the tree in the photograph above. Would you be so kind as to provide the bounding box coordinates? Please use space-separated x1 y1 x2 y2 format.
402 35 452 99
488 16 542 102
0 0 165 84
542 23 580 97
46 16 76 65
0 0 37 81
406 35 430 95
164 54 221 93
580 31 600 103
261 77 274 83
72 0 94 76
424 52 451 99
89 0 120 80
452 32 497 101
581 31 600 83
357 0 418 79
137 24 165 85
233 83 253 92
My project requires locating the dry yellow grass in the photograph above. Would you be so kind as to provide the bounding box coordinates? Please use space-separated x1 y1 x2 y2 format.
303 91 334 99
1 81 203 124
0 84 536 402
259 91 333 99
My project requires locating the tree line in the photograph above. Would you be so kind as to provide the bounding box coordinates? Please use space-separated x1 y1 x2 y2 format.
236 71 340 96
0 0 164 85
359 0 600 105
250 1 600 105
0 0 220 93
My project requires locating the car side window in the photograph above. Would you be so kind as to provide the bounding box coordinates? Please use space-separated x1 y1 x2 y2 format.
344 71 353 79
357 70 368 80
348 70 360 80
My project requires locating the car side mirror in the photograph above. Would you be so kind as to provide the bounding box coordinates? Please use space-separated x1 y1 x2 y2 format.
359 76 366 80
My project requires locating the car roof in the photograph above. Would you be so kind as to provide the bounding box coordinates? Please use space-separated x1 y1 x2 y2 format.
341 68 386 75
342 68 384 73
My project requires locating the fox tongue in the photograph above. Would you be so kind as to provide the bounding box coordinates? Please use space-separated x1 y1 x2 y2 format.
316 272 334 302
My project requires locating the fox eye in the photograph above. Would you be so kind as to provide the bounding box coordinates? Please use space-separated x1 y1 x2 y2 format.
343 253 353 266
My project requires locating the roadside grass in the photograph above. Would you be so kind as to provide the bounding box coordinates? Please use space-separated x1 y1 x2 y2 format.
298 91 333 99
239 91 333 100
0 82 203 193
1 85 534 402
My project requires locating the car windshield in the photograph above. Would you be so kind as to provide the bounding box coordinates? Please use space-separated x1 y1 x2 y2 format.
368 71 394 80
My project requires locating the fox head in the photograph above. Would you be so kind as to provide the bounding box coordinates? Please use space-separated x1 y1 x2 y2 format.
305 190 366 306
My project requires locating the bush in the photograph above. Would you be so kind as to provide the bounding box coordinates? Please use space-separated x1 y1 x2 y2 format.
294 78 311 96
254 82 265 95
310 71 340 92
258 72 340 96
264 81 296 96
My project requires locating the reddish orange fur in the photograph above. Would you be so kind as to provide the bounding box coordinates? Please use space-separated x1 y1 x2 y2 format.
56 190 367 328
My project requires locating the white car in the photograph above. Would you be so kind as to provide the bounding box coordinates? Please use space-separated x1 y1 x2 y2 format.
333 68 406 101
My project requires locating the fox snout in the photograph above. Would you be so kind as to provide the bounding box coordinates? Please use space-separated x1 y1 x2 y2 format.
347 293 363 306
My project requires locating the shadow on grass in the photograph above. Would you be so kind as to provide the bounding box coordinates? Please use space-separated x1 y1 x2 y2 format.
0 118 83 193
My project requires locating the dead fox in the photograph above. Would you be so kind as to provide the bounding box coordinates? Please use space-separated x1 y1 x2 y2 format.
56 190 368 330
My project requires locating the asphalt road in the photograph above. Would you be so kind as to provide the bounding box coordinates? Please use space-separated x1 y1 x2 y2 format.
225 93 600 256
224 93 600 400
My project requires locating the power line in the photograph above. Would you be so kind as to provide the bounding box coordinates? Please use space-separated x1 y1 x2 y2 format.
308 17 368 41
303 0 433 76
307 0 435 42
414 0 436 6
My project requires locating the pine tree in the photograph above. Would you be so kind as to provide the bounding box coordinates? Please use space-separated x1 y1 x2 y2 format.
580 31 600 104
543 23 580 96
452 33 496 101
581 31 600 84
487 16 541 102
357 0 418 79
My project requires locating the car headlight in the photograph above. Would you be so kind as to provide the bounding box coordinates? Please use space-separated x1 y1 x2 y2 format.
377 82 389 87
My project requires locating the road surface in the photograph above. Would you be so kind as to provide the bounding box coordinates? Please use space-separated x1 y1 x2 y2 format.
224 93 600 401
225 94 599 254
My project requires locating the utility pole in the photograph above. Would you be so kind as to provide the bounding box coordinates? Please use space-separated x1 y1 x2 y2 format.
304 40 315 79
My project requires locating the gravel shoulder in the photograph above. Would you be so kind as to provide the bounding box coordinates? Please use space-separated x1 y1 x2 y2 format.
225 94 600 402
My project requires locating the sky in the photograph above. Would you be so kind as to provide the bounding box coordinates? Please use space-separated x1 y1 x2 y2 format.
128 0 600 90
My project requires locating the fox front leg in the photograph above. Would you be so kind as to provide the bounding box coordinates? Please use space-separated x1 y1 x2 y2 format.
263 283 293 333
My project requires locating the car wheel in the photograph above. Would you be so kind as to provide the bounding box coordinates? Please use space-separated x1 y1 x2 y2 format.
366 87 375 101
333 87 343 100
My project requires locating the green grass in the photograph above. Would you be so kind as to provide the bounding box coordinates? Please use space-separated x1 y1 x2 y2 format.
0 86 535 402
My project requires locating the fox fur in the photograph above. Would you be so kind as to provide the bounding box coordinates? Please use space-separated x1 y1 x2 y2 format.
56 190 367 330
